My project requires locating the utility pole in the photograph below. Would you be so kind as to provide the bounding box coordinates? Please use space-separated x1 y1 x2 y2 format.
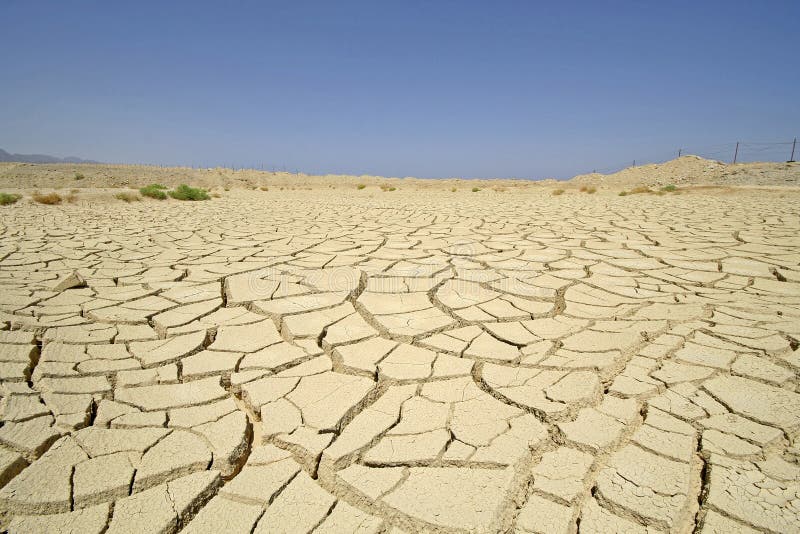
632 160 636 167
733 142 739 164
677 148 682 158
790 138 797 162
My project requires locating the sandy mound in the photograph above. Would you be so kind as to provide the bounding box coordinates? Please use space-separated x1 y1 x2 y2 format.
569 155 800 188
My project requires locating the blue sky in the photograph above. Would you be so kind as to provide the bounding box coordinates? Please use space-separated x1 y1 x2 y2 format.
1 1 798 179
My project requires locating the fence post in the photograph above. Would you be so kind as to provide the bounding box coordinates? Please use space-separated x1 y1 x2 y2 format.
791 138 797 162
677 148 682 157
733 142 739 164
632 160 636 167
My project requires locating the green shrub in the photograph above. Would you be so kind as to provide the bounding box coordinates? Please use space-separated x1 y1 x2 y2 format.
169 184 210 201
619 191 628 196
74 173 85 180
472 187 480 192
0 193 22 206
451 187 457 192
115 191 141 202
357 184 366 190
140 184 168 199
661 184 677 192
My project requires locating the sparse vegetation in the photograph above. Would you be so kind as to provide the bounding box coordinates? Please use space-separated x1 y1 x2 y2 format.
140 184 168 199
552 189 565 196
0 193 22 206
660 184 677 192
357 184 366 190
74 173 85 180
579 185 588 192
629 186 652 194
169 184 210 201
586 186 597 194
115 191 141 202
619 191 628 196
472 187 480 192
32 192 63 205
260 186 269 191
451 187 457 192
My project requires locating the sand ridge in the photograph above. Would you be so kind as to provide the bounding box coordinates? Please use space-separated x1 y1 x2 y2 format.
0 155 798 192
0 186 799 532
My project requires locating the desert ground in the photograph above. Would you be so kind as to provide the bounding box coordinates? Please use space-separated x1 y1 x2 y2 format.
0 158 799 533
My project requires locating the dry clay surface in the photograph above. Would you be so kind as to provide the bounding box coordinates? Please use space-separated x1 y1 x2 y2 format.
0 190 799 533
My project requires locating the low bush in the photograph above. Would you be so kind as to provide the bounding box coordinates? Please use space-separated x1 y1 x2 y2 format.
357 184 366 190
552 189 565 196
451 187 457 192
0 193 22 206
472 187 480 192
586 186 597 194
140 184 168 199
74 173 85 180
260 186 269 191
661 184 677 192
32 192 62 204
619 191 628 196
579 185 588 192
629 186 652 194
169 184 210 201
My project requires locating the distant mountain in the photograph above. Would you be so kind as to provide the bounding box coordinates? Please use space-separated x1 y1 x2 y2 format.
0 148 98 164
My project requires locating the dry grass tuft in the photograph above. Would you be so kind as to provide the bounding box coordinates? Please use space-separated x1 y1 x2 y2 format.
260 187 269 191
357 184 366 190
32 192 63 205
552 189 565 196
115 191 141 202
629 186 652 194
586 186 597 194
472 187 480 192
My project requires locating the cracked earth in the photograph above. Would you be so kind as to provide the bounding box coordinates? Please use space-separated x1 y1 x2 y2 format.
0 190 799 533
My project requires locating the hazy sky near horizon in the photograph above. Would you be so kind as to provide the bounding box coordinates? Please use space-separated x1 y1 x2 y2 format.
1 1 798 179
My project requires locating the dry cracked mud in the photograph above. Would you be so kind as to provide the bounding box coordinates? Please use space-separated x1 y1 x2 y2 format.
0 189 799 533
